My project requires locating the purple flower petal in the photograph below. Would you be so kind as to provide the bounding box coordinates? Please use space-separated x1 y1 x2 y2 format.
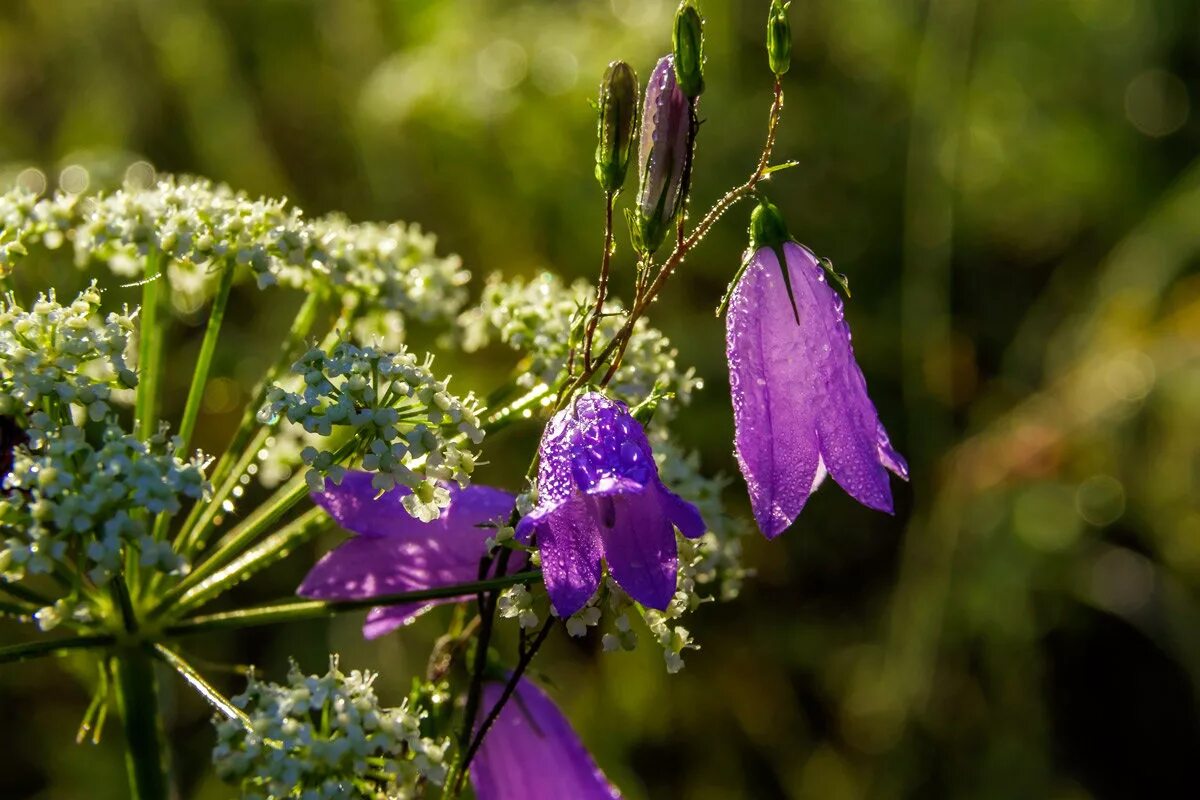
471 677 621 800
595 490 678 611
726 243 907 537
522 497 603 618
300 474 517 638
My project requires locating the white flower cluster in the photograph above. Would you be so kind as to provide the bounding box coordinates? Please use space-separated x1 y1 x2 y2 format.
497 583 539 629
0 422 209 586
457 273 702 415
0 179 469 323
0 282 137 423
258 342 484 521
653 437 749 602
213 656 449 800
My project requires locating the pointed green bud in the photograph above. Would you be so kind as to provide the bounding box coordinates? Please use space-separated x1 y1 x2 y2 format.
749 197 800 324
749 196 790 251
594 61 640 194
673 1 705 98
767 0 792 77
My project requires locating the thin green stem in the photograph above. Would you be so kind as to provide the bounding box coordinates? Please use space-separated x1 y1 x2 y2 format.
135 248 164 441
164 571 540 637
0 579 54 607
111 648 170 800
172 506 330 616
0 634 115 664
174 425 271 558
176 258 237 457
152 643 252 728
201 288 326 497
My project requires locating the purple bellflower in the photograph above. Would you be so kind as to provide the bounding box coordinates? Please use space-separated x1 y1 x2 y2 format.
298 471 518 639
471 676 622 800
634 54 691 254
725 200 908 538
517 393 705 618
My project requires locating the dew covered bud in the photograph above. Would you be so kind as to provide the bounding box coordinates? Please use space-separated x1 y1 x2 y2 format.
767 0 792 77
672 1 705 98
595 61 640 194
634 55 690 254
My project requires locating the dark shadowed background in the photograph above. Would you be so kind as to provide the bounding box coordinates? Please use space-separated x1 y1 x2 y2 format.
2 0 1200 797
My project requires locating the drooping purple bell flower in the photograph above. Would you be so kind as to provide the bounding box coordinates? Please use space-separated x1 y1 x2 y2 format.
517 392 705 618
470 676 621 800
725 200 908 538
634 54 691 254
298 471 518 639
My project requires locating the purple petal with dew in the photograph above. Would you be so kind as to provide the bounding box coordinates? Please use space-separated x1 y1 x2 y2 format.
300 476 518 639
726 243 907 537
471 677 621 800
523 497 603 618
655 479 707 539
594 490 679 611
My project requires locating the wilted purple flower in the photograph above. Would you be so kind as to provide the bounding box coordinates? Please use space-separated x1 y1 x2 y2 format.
470 676 621 800
634 55 690 253
298 471 518 639
726 202 908 538
517 393 705 617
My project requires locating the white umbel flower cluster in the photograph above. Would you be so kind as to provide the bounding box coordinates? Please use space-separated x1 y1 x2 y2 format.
0 282 137 422
213 656 450 800
0 179 469 322
457 273 702 417
0 422 209 586
258 343 484 521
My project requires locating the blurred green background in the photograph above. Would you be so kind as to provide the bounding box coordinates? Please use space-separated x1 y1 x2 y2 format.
3 0 1200 797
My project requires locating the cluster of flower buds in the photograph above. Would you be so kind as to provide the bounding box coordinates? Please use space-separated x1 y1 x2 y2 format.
457 272 701 418
0 282 137 422
0 421 209 588
212 656 450 799
258 342 484 521
0 179 469 324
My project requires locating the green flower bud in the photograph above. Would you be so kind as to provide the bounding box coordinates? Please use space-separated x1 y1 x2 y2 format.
767 0 792 77
673 1 705 98
595 61 640 194
749 196 790 252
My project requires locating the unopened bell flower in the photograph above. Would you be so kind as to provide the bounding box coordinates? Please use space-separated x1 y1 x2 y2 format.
634 55 690 254
517 392 705 617
725 199 908 538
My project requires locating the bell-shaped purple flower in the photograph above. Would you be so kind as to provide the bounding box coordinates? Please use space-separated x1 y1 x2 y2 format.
634 54 691 254
471 676 621 800
517 393 705 618
298 471 518 639
725 202 908 538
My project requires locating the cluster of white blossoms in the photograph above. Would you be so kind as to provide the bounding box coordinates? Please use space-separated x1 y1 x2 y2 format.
0 179 469 323
0 282 137 421
0 422 208 587
0 282 209 598
213 657 449 800
457 273 702 415
258 343 484 521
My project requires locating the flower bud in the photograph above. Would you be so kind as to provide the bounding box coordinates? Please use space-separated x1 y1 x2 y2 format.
672 1 705 98
594 61 640 194
767 0 792 77
748 196 800 324
634 55 690 254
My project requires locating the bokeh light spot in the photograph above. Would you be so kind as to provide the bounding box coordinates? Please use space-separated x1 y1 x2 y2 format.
1075 475 1125 527
1125 69 1189 137
59 164 90 194
478 40 528 92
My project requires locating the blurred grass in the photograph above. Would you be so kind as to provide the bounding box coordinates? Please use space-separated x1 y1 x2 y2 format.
2 0 1200 798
